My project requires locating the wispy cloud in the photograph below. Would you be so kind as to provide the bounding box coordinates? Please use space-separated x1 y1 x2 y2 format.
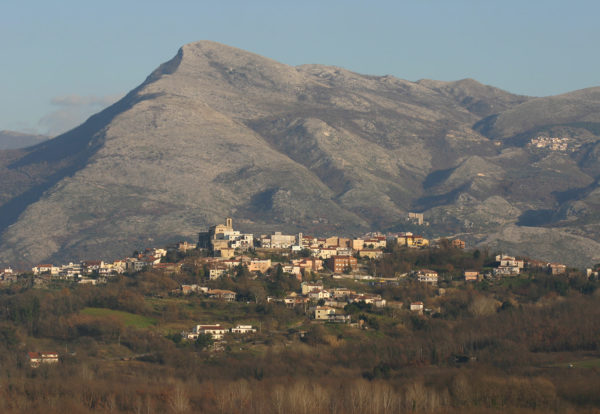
38 93 123 136
50 94 122 107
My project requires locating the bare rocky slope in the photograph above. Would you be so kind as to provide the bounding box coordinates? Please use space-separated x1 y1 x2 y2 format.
1 41 599 268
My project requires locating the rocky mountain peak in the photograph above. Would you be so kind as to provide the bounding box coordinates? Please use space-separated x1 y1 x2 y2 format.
0 42 599 268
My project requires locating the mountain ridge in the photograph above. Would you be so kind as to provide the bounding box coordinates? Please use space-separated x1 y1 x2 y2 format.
0 130 48 150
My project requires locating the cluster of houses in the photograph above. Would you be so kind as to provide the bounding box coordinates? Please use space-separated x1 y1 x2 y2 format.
470 254 574 279
402 254 576 284
10 245 189 285
269 281 389 323
25 249 164 285
31 260 124 283
529 136 571 152
193 218 442 280
198 218 395 260
178 281 391 339
0 217 457 286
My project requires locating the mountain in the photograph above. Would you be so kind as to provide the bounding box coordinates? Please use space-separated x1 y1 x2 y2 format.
0 130 48 150
1 41 599 268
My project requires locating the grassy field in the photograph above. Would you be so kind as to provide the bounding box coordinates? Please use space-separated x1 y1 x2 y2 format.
80 307 157 328
145 297 275 325
552 358 600 369
571 359 600 368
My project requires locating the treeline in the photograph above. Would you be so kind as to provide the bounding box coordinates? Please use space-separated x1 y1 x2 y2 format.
0 366 597 413
1 256 600 412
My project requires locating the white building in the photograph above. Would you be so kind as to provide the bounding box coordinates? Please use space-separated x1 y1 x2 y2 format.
32 264 59 276
58 263 83 279
301 282 323 295
314 306 336 320
209 265 227 280
152 248 167 258
231 325 257 334
496 254 524 269
494 254 524 276
228 233 254 250
313 306 350 323
410 302 424 313
308 289 331 300
260 232 297 249
185 324 229 340
28 351 59 368
417 269 438 284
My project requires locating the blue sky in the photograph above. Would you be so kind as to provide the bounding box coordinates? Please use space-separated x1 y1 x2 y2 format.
1 0 598 136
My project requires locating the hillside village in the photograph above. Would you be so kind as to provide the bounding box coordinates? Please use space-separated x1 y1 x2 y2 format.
3 217 593 291
2 217 598 354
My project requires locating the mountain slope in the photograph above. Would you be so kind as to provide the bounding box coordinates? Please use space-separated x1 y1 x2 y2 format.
475 87 600 141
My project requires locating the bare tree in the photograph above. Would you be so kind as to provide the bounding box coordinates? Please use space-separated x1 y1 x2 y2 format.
168 383 190 414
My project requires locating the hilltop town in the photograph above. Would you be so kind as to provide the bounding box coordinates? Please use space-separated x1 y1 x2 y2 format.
3 217 593 293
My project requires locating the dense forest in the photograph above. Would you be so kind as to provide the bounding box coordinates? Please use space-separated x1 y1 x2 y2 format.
1 246 600 413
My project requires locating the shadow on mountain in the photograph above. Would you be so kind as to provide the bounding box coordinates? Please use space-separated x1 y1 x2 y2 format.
414 184 469 210
553 180 599 204
517 209 556 227
423 167 455 189
472 114 499 138
249 188 278 211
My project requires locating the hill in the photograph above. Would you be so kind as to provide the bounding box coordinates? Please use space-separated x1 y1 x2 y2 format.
0 130 47 150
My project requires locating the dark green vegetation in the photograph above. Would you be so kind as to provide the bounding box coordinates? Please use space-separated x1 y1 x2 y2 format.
1 248 600 413
1 41 600 267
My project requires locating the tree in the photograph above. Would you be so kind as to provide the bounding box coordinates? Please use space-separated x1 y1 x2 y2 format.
437 238 452 250
300 248 312 258
274 264 284 280
235 264 251 280
31 295 40 336
0 324 19 348
249 284 267 304
195 333 214 350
